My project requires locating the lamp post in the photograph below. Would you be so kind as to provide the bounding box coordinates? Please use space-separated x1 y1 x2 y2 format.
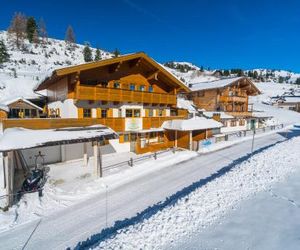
251 127 256 155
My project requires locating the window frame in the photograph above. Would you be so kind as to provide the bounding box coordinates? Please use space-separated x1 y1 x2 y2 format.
83 108 92 118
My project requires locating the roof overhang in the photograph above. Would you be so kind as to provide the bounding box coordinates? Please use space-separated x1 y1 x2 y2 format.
0 125 118 152
35 52 190 93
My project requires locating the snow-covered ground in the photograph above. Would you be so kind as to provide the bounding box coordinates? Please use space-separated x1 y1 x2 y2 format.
0 30 112 100
175 169 300 250
91 128 300 250
0 149 197 232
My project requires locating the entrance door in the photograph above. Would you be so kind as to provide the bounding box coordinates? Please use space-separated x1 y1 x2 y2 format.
250 119 256 130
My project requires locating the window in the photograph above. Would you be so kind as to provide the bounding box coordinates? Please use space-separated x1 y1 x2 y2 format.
126 109 133 117
101 109 107 118
130 133 137 141
230 120 237 126
148 86 153 92
83 108 91 118
113 82 120 88
133 109 141 117
170 109 178 116
139 85 145 91
158 109 163 117
149 132 157 138
239 119 245 126
129 84 135 91
149 109 153 117
25 109 30 117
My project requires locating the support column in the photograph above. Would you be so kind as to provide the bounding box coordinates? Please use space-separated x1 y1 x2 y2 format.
83 142 88 167
4 151 14 207
175 130 178 148
189 131 193 150
205 129 208 139
93 142 102 178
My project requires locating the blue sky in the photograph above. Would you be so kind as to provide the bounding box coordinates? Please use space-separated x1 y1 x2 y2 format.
1 0 299 71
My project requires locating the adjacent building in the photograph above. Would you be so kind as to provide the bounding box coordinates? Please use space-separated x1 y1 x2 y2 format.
186 77 262 131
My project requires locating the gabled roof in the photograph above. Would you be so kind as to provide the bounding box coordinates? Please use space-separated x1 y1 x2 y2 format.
0 96 43 111
35 52 190 92
189 77 261 95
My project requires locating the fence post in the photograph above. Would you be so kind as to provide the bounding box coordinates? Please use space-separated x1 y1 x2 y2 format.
154 152 157 160
172 147 176 154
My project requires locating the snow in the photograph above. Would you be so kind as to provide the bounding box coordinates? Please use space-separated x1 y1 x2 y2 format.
162 117 222 131
176 97 197 113
91 128 300 250
0 126 117 151
203 111 234 119
0 30 112 101
0 103 9 112
189 77 243 91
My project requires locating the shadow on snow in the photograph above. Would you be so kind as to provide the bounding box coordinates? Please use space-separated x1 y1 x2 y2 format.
72 127 300 250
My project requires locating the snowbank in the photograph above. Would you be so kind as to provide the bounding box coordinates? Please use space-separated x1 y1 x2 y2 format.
91 134 300 250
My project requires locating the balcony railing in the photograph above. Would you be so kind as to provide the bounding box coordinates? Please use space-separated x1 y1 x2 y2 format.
1 116 186 132
75 85 177 105
219 95 247 103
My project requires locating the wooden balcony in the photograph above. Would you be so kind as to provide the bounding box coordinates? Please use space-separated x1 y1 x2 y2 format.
219 95 247 103
75 85 177 105
1 116 186 133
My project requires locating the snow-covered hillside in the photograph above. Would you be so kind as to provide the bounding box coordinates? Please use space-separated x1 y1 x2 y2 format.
0 30 112 100
164 62 218 85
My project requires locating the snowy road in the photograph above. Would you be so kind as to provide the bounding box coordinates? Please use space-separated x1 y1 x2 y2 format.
0 128 297 250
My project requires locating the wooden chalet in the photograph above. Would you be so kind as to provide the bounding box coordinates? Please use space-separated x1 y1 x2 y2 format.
186 77 261 130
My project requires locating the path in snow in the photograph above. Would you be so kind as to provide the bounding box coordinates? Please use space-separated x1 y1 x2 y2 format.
0 127 298 249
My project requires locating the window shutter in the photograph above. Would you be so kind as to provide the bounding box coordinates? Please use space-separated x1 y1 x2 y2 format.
97 108 101 118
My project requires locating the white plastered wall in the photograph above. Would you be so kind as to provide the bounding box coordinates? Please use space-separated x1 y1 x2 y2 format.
48 99 78 118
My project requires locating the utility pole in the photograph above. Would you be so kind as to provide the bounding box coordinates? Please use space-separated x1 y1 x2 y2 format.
251 127 256 155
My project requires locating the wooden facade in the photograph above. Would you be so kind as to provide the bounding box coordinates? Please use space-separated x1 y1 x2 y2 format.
187 77 260 117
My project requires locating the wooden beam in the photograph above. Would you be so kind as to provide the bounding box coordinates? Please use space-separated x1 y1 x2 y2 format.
147 70 159 81
108 62 123 73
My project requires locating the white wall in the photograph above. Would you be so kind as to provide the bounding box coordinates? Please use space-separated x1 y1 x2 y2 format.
48 99 78 118
109 139 130 153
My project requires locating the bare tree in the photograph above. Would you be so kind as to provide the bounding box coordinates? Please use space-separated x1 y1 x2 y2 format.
38 18 48 43
65 25 76 46
7 12 27 48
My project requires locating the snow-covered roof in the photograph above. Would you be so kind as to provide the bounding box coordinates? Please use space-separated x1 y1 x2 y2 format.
282 96 300 103
203 111 234 120
162 117 222 131
177 98 197 113
0 126 118 152
0 96 43 111
252 112 273 118
189 77 243 91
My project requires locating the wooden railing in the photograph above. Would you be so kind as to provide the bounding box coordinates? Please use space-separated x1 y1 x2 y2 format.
75 85 177 105
1 116 186 132
219 95 247 103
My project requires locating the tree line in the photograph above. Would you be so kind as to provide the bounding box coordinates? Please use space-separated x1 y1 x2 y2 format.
0 12 121 66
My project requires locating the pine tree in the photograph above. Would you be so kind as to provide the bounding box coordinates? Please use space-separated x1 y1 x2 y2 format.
65 25 76 45
295 78 300 85
83 42 92 62
0 40 10 64
113 48 120 58
38 18 48 43
94 48 101 61
200 66 204 72
253 71 258 79
26 17 37 43
8 12 27 48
